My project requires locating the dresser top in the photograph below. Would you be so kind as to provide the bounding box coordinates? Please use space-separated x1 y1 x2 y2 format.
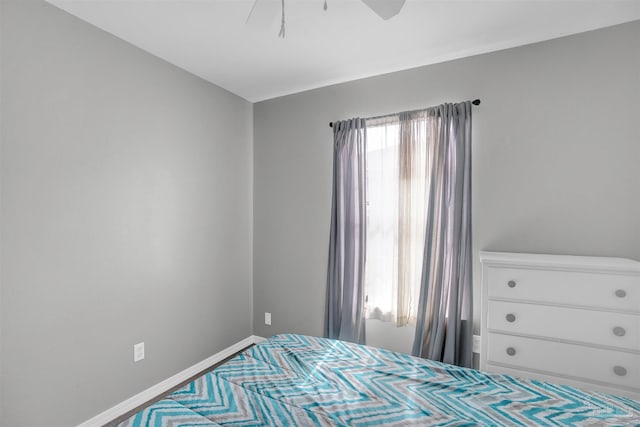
479 251 640 273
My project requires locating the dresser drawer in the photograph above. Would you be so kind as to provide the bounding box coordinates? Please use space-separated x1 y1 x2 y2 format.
486 267 640 312
486 365 640 400
486 333 640 390
487 300 640 350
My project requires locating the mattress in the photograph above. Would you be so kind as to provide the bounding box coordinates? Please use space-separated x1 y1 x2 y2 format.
117 334 640 426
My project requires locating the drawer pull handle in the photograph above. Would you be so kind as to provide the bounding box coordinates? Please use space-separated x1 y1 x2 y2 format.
615 289 627 298
613 366 627 376
613 327 626 337
507 280 517 288
506 313 516 323
506 347 516 356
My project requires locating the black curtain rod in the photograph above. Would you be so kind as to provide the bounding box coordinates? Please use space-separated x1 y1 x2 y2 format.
329 98 481 128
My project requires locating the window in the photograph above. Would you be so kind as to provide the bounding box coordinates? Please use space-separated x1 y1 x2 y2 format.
364 115 430 326
326 103 473 364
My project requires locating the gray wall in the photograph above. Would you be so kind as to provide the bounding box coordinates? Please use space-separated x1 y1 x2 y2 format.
253 21 640 339
0 1 253 425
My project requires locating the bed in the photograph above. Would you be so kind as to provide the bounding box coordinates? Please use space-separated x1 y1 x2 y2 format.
117 334 640 426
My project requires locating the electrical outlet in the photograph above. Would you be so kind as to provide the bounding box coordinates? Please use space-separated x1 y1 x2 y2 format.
134 342 145 362
265 312 272 326
472 335 481 354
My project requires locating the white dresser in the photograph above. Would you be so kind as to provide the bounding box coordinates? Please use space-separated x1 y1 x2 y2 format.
479 252 640 400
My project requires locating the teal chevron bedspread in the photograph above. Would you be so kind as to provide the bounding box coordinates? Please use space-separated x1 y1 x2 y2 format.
118 334 640 426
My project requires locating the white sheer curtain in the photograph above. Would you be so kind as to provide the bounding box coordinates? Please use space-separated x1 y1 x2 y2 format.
364 114 430 326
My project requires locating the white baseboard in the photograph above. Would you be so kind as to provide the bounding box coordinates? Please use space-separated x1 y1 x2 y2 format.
77 335 266 427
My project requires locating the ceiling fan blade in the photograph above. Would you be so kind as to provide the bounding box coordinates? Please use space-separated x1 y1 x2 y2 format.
361 0 406 20
245 0 280 30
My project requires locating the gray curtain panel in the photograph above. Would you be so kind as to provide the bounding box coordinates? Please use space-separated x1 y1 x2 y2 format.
412 102 473 368
325 118 367 344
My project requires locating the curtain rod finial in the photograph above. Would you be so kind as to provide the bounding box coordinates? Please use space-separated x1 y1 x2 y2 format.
472 99 481 106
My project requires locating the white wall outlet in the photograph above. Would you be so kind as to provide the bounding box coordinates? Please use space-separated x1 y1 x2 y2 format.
134 342 145 362
472 335 481 354
264 312 272 326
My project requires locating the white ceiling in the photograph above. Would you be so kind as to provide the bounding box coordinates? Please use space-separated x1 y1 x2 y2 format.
47 0 640 102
